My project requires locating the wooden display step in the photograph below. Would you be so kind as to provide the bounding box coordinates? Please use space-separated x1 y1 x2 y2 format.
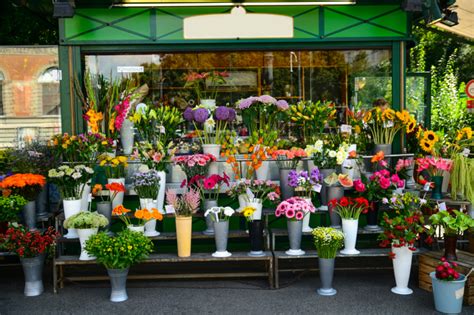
418 250 474 305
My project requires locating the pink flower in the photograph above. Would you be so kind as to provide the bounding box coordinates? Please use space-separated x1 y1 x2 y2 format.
397 179 405 188
391 174 400 184
295 211 304 220
354 179 366 192
379 176 391 189
275 209 282 217
152 152 162 162
379 169 390 177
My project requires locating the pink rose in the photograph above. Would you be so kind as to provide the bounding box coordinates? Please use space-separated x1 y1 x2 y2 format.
379 176 391 189
391 174 400 184
354 180 366 192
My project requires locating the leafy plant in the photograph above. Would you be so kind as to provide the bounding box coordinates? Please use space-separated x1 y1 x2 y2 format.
429 210 474 237
0 195 27 223
450 154 474 204
63 211 109 229
85 230 154 269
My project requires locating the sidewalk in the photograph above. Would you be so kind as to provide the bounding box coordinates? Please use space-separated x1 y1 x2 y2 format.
1 267 473 314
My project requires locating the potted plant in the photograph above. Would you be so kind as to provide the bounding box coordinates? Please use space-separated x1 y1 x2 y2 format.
0 223 58 296
288 168 322 232
113 205 163 234
416 156 453 200
48 165 94 238
312 227 344 296
64 211 109 260
0 173 46 231
242 205 265 257
275 197 315 256
271 148 308 200
132 170 163 237
85 229 154 302
430 257 468 314
92 182 126 234
165 189 200 257
0 195 27 232
378 192 434 295
323 173 353 228
429 209 474 261
99 155 128 208
205 206 235 257
329 196 369 255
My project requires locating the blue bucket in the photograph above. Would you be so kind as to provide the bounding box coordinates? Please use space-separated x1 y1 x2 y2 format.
430 272 467 314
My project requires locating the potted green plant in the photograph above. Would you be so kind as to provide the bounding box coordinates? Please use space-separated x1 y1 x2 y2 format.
430 257 468 314
429 209 474 261
312 227 344 296
0 195 27 232
85 230 154 302
64 211 109 261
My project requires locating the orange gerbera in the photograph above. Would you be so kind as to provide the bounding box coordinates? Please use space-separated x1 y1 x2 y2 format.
134 209 144 219
0 173 46 189
112 204 130 216
151 208 164 221
371 151 385 163
105 182 126 192
143 209 152 221
92 184 103 195
348 150 357 158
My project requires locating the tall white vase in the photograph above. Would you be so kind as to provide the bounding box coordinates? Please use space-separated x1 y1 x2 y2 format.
80 180 91 212
120 119 135 155
63 199 81 239
108 178 125 209
391 245 413 295
156 171 166 214
302 197 313 232
77 228 98 260
248 199 263 221
340 219 360 255
202 144 221 176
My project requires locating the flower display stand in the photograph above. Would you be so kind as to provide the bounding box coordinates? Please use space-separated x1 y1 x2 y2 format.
418 250 474 305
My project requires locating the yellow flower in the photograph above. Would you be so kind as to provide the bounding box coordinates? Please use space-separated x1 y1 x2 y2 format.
354 125 361 134
416 128 423 140
462 127 472 139
406 119 416 134
420 139 433 153
402 110 411 123
118 156 128 163
363 111 372 123
395 111 405 122
99 160 107 167
423 130 439 143
456 131 463 141
111 158 119 165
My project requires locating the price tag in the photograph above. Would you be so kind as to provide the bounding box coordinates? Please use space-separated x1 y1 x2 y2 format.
340 124 352 134
384 120 394 128
246 187 255 200
165 205 175 214
423 182 431 191
313 184 322 193
348 144 357 152
438 202 447 212
463 148 470 157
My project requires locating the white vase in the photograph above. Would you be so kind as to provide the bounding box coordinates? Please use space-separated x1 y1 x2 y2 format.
156 171 166 214
120 119 134 155
144 219 159 237
127 225 145 233
255 161 270 180
391 245 413 295
202 144 221 176
302 197 313 233
139 198 153 209
63 199 82 239
340 219 360 255
248 199 263 220
238 194 249 212
341 159 360 180
80 180 92 212
108 178 125 209
77 228 98 260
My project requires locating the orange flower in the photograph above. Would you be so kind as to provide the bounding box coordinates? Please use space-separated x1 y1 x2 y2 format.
151 208 164 221
0 173 46 189
143 209 152 221
134 209 144 219
112 204 130 216
105 182 126 192
371 151 385 163
348 151 357 158
92 184 103 196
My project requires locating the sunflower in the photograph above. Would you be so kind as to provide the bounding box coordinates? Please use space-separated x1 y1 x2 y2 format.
423 130 439 143
420 139 434 153
382 109 395 121
363 110 372 123
402 110 411 124
456 131 463 141
395 111 405 122
416 127 423 140
462 127 473 139
406 118 416 134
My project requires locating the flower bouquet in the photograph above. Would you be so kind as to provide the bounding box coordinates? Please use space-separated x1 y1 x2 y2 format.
416 156 453 199
305 139 348 170
0 173 46 201
92 182 126 204
363 108 415 144
112 205 163 234
275 197 315 256
99 155 129 179
205 206 235 258
288 169 323 198
395 158 414 182
132 170 161 200
329 196 369 255
172 153 216 180
312 227 344 296
271 148 307 169
246 179 280 220
48 165 95 200
227 179 250 211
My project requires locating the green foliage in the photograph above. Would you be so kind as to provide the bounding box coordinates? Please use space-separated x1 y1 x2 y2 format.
63 211 109 229
450 154 474 204
85 230 154 269
312 227 344 259
0 195 27 223
430 210 474 237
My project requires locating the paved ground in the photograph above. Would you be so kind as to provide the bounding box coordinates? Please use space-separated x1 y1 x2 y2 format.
0 266 473 315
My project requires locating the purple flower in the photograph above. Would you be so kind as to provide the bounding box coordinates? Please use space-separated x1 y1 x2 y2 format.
183 107 194 121
193 108 209 123
288 170 299 187
238 98 253 110
258 95 277 104
276 100 289 111
215 106 230 121
227 108 236 122
310 168 322 184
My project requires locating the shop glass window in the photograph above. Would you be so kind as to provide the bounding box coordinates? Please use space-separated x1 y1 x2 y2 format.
0 71 4 116
38 67 61 115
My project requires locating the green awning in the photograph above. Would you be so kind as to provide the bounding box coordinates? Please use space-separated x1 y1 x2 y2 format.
116 0 356 6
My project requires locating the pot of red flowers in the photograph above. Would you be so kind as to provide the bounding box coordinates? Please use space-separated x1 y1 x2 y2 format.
430 257 468 314
288 168 322 232
379 192 434 295
276 197 316 256
0 223 58 296
416 156 453 200
323 173 354 229
429 209 474 261
353 156 403 231
272 148 307 200
0 173 46 231
329 196 369 255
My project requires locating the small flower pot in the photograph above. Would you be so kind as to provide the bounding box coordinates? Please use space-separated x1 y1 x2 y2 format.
248 220 265 257
20 254 45 297
107 178 125 209
430 272 467 314
156 171 167 214
202 144 220 176
238 194 248 212
444 234 458 261
144 219 159 237
176 216 192 257
63 199 82 239
327 186 343 228
80 180 92 212
203 199 218 235
77 228 98 261
107 268 129 302
340 219 360 255
255 161 270 181
317 257 337 296
391 245 413 295
364 202 382 232
23 200 37 231
35 184 49 220
286 219 305 256
120 119 135 155
320 168 336 209
96 201 113 235
212 220 231 258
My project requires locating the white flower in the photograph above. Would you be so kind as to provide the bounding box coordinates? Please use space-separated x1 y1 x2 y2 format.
336 150 346 165
390 196 398 203
204 117 215 133
305 145 315 156
382 197 389 204
223 207 235 217
57 171 65 177
314 140 324 153
420 198 427 205
84 167 94 174
48 169 58 177
328 150 337 158
65 168 74 176
71 172 82 179
204 209 212 217
74 165 85 170
58 165 69 171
